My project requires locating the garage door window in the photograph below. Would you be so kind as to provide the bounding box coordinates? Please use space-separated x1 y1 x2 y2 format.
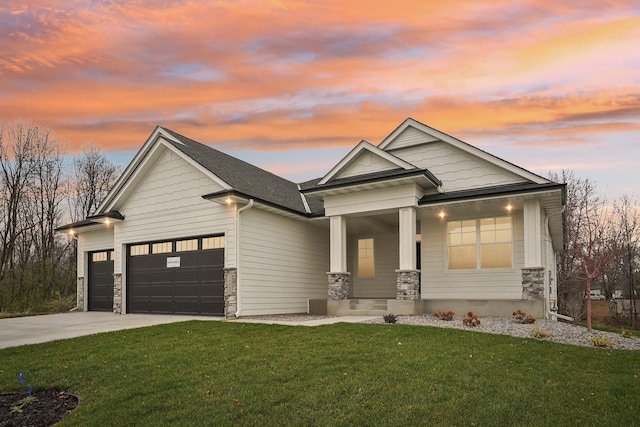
202 236 224 249
130 244 149 256
92 251 108 262
176 239 198 252
152 241 172 254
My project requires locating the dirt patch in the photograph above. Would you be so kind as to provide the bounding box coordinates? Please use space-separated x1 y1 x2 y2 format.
0 388 79 427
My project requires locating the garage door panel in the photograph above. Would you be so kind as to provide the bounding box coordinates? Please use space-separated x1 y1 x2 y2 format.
127 236 225 316
88 250 114 312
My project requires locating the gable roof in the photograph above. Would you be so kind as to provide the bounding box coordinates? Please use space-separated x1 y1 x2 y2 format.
318 140 417 185
379 118 550 185
98 127 320 217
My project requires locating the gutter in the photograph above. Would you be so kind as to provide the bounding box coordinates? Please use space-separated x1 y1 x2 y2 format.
548 311 574 322
234 199 254 317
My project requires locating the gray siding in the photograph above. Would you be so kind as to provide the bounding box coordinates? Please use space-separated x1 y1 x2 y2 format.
350 233 398 298
391 142 526 191
239 208 329 315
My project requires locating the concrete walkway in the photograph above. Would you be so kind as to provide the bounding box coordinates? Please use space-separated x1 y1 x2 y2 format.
0 312 378 349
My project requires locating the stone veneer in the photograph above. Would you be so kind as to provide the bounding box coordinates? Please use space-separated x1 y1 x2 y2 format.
113 273 122 314
522 267 544 300
77 277 85 311
396 270 420 300
327 273 350 300
224 268 237 318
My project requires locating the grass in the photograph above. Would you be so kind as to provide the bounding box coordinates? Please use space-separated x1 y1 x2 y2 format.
1 321 639 426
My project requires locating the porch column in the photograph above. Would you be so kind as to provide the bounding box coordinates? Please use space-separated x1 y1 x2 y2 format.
327 215 350 300
396 207 420 300
522 199 544 300
523 200 542 268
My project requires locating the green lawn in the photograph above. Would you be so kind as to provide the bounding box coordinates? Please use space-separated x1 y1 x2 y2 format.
1 321 638 426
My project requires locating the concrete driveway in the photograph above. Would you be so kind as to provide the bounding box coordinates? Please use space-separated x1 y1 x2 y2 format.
0 311 221 349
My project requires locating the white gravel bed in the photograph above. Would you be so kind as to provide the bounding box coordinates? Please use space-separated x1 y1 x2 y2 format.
363 315 640 350
242 314 640 350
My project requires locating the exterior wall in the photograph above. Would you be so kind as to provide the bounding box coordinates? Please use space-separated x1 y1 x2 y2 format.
112 148 236 313
421 210 525 300
77 228 114 311
335 151 398 179
390 142 526 192
238 208 329 315
350 233 398 298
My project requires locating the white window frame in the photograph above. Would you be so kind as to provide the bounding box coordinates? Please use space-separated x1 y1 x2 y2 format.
447 216 513 270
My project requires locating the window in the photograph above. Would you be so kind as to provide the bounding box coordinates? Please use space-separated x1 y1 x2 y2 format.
130 244 149 256
176 239 198 252
358 238 375 277
447 216 512 270
109 251 115 261
202 236 224 250
152 241 172 254
92 252 108 262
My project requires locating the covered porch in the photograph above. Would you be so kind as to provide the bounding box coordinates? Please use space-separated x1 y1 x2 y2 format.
325 206 424 316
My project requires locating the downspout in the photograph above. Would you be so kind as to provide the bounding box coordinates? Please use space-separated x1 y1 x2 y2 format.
234 199 254 317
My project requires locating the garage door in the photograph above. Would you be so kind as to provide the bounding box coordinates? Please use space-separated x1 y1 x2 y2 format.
127 235 225 316
88 250 114 311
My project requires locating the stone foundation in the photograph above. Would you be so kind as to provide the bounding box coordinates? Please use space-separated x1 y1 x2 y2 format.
522 267 545 300
224 268 237 318
113 273 122 314
396 270 420 300
327 272 350 300
76 277 85 311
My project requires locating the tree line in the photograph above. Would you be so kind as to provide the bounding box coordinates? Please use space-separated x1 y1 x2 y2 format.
0 121 118 313
550 171 639 329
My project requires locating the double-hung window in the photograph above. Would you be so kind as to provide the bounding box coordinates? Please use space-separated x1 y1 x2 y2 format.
447 216 512 270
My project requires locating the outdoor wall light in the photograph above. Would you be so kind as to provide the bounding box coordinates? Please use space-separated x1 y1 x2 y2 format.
438 211 446 219
506 204 513 213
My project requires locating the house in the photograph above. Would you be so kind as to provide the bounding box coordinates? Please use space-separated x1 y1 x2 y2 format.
57 118 566 319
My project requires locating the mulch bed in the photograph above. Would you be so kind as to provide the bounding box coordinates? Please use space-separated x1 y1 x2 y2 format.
0 388 79 427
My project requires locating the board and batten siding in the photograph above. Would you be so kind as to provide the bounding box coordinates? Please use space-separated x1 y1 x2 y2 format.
238 208 329 315
112 147 236 312
421 211 524 300
335 152 399 180
77 228 114 278
390 142 526 192
350 233 398 298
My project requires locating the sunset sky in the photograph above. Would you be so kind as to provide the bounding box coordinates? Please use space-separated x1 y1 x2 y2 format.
1 1 639 197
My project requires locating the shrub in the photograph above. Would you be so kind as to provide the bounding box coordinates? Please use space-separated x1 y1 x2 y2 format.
589 336 613 348
531 328 554 339
512 310 536 324
383 314 398 324
462 311 481 327
432 310 455 321
621 329 632 338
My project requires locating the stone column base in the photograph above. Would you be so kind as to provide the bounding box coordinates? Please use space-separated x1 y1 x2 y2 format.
327 272 350 300
224 268 238 318
522 267 544 300
113 273 122 314
396 269 420 300
77 277 85 311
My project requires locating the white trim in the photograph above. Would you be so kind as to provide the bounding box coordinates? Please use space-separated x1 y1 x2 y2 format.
318 140 416 185
379 118 549 184
297 184 311 214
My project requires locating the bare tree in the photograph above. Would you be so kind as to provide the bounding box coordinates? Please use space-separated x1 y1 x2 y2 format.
572 180 615 331
614 195 639 327
69 143 119 222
